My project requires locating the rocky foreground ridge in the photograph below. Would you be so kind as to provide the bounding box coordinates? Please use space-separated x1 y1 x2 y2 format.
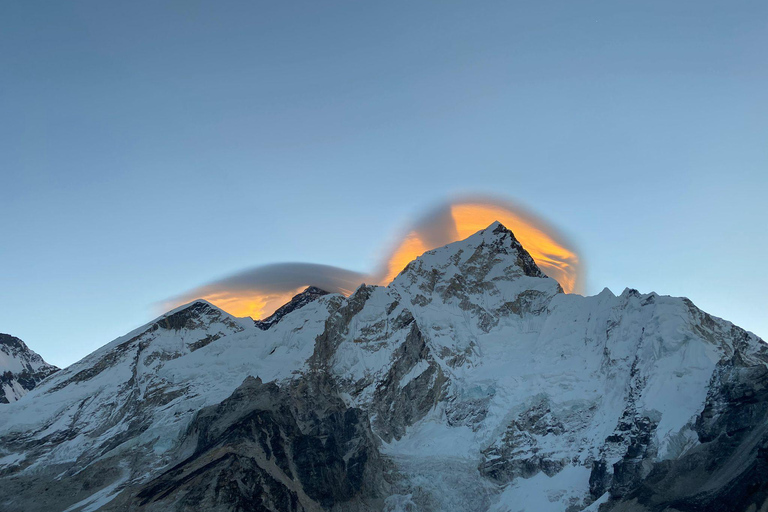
0 222 766 512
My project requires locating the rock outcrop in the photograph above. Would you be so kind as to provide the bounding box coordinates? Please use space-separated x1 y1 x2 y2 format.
109 374 388 512
0 333 58 404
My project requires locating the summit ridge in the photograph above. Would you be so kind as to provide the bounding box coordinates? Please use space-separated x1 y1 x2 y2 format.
0 223 765 512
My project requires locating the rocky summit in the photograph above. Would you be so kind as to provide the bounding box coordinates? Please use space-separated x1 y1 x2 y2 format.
0 333 58 404
0 222 766 512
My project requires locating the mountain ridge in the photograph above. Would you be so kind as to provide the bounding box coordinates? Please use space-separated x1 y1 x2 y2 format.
0 222 766 512
0 333 58 404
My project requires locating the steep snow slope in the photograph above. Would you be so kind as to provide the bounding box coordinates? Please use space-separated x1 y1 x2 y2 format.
0 293 339 485
307 222 767 511
0 222 765 512
0 333 58 403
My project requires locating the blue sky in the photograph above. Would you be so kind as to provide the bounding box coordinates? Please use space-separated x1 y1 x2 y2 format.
2 1 766 367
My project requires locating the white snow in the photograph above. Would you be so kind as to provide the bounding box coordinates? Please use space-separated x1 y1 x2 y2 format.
489 465 593 512
61 475 127 512
1 224 763 511
0 334 56 403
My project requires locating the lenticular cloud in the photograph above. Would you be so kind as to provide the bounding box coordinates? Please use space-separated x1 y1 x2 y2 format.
163 263 369 319
165 195 583 319
375 195 583 293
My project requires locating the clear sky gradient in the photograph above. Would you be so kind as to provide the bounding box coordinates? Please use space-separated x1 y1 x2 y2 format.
2 1 766 367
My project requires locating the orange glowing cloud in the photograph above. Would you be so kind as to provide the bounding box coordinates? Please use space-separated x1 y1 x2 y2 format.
381 233 430 286
163 263 367 320
194 288 307 319
165 196 583 318
376 197 582 293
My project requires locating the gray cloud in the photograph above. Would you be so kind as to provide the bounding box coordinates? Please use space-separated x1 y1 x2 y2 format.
166 194 584 318
170 262 368 301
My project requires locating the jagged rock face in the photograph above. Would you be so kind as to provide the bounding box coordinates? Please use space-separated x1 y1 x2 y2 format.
0 333 58 403
256 287 330 330
0 222 766 512
601 352 768 512
107 375 388 512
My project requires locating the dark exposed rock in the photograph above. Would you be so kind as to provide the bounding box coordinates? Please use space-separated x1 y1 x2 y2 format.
157 301 222 330
370 321 447 442
590 459 611 499
0 333 58 404
103 374 388 512
497 289 551 317
256 287 330 330
479 395 570 482
309 285 375 370
609 415 658 499
487 223 546 279
600 347 768 512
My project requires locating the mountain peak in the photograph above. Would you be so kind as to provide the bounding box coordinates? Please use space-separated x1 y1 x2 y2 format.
154 299 228 331
477 221 546 278
255 286 330 330
391 221 553 290
388 222 562 331
3 223 768 511
0 333 58 404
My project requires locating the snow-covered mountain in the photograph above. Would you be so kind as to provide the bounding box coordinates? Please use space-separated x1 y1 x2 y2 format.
0 333 58 404
1 222 766 512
